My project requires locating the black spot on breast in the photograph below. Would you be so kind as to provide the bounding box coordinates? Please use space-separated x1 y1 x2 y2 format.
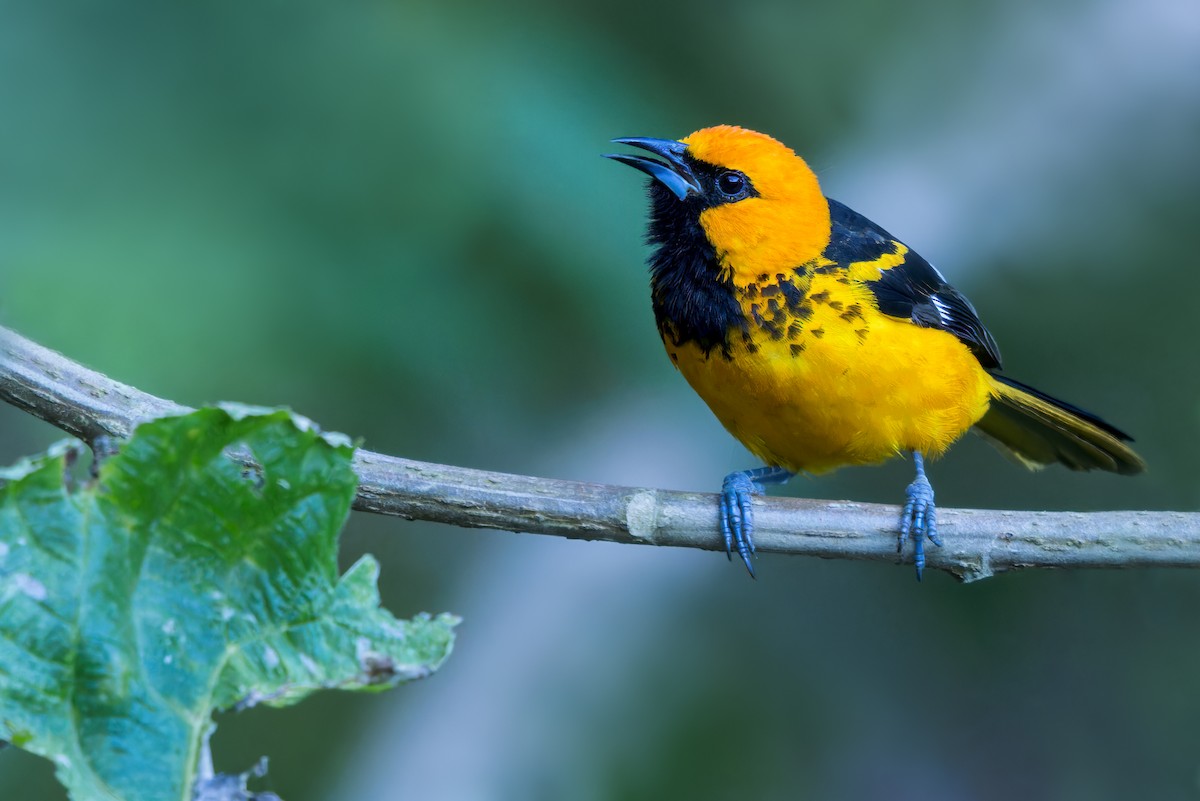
811 327 825 338
787 321 804 339
790 343 806 357
781 281 805 310
760 284 781 298
750 302 784 339
855 328 869 341
840 303 864 322
810 290 830 305
828 300 844 312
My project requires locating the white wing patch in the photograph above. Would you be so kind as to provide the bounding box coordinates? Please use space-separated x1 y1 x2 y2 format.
929 295 952 323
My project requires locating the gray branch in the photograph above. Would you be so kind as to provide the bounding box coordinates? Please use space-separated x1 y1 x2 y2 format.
1 325 1195 582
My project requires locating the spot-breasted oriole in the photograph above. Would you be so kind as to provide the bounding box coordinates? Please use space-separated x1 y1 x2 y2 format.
606 125 1144 578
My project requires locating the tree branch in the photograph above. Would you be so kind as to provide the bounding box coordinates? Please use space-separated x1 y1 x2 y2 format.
1 325 1195 582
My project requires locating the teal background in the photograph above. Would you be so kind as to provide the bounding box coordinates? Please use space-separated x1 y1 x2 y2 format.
1 0 1197 799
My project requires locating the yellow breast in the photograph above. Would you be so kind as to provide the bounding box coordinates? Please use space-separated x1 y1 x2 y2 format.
662 271 993 474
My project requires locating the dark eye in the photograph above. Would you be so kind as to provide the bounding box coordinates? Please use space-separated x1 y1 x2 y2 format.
716 170 748 198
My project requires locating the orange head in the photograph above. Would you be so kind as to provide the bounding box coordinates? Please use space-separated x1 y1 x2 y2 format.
606 125 831 284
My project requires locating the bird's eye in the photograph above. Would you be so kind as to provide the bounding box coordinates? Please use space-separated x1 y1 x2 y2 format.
716 171 748 199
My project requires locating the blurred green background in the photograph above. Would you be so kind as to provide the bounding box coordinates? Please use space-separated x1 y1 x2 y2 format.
2 0 1198 799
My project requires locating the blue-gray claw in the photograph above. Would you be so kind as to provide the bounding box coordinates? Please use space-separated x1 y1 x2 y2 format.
898 453 941 580
719 466 793 578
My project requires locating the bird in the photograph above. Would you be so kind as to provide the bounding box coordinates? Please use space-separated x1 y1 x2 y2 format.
605 125 1144 579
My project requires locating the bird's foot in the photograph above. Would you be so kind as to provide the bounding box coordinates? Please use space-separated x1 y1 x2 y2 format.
720 466 793 578
897 453 941 580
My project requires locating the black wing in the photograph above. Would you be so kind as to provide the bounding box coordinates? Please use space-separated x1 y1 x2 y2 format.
824 198 1003 370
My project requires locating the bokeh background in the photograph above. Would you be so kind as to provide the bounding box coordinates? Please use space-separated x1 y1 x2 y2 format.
2 0 1198 799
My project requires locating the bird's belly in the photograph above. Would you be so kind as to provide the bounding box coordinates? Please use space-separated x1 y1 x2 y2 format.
666 316 992 473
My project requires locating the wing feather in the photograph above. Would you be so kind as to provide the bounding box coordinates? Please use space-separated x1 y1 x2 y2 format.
825 198 1003 370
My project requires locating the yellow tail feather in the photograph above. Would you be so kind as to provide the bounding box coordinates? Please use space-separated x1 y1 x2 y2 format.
975 375 1146 475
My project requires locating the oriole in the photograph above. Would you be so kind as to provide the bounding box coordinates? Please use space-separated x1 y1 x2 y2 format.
607 125 1144 578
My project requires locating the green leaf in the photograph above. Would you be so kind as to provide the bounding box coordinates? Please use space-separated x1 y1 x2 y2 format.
0 407 457 801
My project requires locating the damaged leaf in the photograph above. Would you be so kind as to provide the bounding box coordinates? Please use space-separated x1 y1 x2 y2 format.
0 407 457 801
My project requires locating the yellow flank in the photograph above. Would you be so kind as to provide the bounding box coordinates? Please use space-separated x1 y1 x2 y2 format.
664 268 993 474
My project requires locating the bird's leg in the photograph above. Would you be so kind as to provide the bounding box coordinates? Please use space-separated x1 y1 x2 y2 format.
720 466 794 577
898 452 941 580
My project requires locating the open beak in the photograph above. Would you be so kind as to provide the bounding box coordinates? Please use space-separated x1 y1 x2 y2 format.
604 137 701 200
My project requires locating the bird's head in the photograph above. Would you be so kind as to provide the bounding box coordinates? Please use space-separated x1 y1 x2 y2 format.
606 125 831 283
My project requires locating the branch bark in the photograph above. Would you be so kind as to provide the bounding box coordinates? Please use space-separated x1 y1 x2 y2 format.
1 324 1194 582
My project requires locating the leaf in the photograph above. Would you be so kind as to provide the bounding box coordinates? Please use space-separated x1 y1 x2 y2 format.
0 407 457 801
